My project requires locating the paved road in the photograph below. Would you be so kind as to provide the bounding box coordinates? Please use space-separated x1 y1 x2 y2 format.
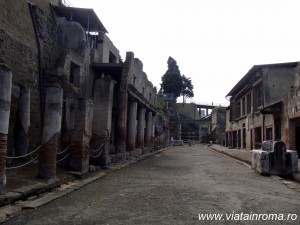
4 145 300 225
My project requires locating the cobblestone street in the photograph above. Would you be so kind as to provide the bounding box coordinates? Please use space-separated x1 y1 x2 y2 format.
4 145 300 225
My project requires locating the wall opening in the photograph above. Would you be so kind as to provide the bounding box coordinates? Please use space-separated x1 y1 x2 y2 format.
274 118 281 141
253 83 262 112
266 127 273 141
242 123 246 149
254 127 262 149
238 129 241 149
232 131 237 148
296 126 300 158
246 93 251 114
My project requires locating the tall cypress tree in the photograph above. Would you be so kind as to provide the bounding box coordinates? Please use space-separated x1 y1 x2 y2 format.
161 57 183 99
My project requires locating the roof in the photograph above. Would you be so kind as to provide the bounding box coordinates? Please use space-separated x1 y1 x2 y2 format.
225 61 298 98
53 6 108 33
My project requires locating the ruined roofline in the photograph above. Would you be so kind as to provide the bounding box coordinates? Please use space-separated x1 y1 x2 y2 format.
53 5 108 33
225 61 299 99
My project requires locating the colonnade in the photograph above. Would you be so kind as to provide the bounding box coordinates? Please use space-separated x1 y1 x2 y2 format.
127 99 154 153
0 65 155 194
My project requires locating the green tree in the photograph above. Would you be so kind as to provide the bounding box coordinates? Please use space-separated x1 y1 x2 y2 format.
181 74 194 103
161 57 183 99
156 88 166 118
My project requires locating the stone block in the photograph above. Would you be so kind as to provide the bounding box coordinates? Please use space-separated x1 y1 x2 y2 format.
0 192 22 206
287 150 299 174
251 150 270 175
170 140 183 146
261 140 273 152
269 141 288 175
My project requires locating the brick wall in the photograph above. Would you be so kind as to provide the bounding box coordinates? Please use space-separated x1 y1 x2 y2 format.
0 0 61 149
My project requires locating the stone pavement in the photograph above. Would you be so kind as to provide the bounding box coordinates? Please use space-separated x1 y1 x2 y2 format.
1 144 299 210
0 148 168 208
208 144 300 184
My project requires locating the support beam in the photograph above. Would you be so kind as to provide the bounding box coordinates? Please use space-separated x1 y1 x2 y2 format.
136 107 146 149
38 87 63 179
69 99 93 173
0 64 12 194
91 77 114 165
145 111 153 147
127 100 137 151
116 92 127 153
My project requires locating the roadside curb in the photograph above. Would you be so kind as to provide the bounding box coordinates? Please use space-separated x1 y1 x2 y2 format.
207 145 251 166
0 146 171 209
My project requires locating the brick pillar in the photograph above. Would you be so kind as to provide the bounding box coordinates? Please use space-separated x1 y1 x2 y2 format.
91 77 114 164
15 86 30 156
0 64 12 194
127 100 137 151
100 129 110 167
145 111 153 147
136 107 146 149
38 87 63 179
116 92 128 153
69 99 93 173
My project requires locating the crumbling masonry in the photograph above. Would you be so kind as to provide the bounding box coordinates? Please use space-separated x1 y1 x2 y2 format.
0 0 158 194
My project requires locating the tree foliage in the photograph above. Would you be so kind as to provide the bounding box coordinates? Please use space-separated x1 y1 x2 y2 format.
156 89 166 118
161 57 183 98
181 74 194 102
160 57 194 101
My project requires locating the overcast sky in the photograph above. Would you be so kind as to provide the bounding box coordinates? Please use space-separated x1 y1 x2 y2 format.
70 0 300 105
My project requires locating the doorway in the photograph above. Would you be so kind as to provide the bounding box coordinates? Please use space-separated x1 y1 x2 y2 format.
296 126 300 159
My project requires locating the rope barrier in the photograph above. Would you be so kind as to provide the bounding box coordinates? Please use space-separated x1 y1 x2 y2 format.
56 144 70 155
89 144 103 152
4 145 42 159
6 154 39 170
56 153 70 163
89 149 103 159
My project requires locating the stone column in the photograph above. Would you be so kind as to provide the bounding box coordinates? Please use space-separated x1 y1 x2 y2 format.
15 87 30 156
127 100 137 151
91 77 114 165
38 87 63 179
69 99 93 173
116 92 128 153
177 123 182 140
145 111 153 147
7 85 20 158
0 64 12 195
100 129 110 167
136 107 146 149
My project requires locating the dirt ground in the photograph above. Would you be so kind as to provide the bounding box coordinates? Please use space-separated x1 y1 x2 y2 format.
4 144 300 225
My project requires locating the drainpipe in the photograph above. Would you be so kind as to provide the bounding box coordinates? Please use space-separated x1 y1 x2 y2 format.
28 2 44 127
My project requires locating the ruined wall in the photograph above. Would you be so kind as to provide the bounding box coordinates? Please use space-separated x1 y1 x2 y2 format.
93 34 120 64
211 107 226 142
264 66 295 107
131 58 157 107
34 0 60 18
176 103 199 120
0 0 60 148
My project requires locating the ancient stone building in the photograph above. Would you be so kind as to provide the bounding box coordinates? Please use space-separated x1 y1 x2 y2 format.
210 107 226 145
0 0 157 194
225 62 299 156
287 65 300 157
